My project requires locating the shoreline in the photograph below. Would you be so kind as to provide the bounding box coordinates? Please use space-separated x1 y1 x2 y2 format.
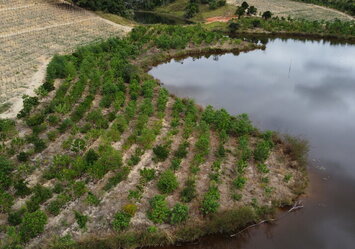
53 38 308 249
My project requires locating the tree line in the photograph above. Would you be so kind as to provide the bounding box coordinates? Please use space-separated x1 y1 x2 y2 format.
72 0 177 17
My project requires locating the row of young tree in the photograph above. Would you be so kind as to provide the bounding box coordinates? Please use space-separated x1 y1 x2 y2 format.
293 0 355 17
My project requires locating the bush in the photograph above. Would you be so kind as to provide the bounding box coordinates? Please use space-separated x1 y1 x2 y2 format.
200 186 220 215
17 152 29 162
112 211 131 231
8 209 25 226
0 191 14 213
254 140 271 162
72 181 87 198
19 210 48 242
262 11 273 20
14 179 31 197
0 156 13 191
85 149 99 165
180 178 196 203
74 211 88 229
47 194 71 216
170 203 189 225
170 158 182 171
233 176 246 189
147 195 170 224
157 170 178 194
153 144 169 161
174 141 189 159
86 192 100 206
140 168 156 182
26 113 45 127
257 163 269 173
89 146 122 179
104 167 130 191
26 185 53 212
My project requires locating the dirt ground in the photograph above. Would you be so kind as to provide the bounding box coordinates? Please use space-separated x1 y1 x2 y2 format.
0 0 131 119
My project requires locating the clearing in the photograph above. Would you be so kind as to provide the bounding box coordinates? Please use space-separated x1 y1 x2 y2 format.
0 0 131 118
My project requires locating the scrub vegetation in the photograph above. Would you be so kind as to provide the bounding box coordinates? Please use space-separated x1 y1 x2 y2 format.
0 24 308 248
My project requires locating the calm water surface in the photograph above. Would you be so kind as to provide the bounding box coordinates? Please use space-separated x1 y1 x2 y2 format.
149 38 355 249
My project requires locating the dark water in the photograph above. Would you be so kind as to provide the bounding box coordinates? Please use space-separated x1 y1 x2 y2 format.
133 11 193 25
149 38 355 249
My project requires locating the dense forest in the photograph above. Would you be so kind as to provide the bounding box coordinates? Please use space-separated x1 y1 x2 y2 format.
292 0 355 16
71 0 177 17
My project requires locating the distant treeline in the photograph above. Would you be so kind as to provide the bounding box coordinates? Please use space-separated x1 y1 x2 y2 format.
292 0 355 16
72 0 176 17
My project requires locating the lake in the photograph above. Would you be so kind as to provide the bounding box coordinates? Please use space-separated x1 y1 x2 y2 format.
149 38 355 249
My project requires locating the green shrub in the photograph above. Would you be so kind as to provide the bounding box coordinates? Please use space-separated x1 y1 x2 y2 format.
26 185 53 212
140 168 156 182
14 179 31 197
233 176 246 189
180 178 196 203
0 156 13 191
0 118 17 140
153 144 169 161
74 211 88 229
8 209 25 226
200 186 220 215
174 141 189 159
89 146 122 179
72 181 87 198
70 138 86 152
257 163 269 173
254 140 271 162
170 203 189 225
26 113 45 127
147 195 170 224
52 183 64 194
17 152 29 162
112 211 131 231
86 192 100 206
170 158 182 171
103 167 130 191
0 191 14 213
85 149 99 165
19 210 48 242
47 194 71 216
58 118 73 133
157 170 178 194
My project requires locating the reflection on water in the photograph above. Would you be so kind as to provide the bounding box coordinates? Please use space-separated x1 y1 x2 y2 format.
149 38 355 249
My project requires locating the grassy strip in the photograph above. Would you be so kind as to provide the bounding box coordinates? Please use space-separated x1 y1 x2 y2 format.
49 206 261 249
205 16 355 41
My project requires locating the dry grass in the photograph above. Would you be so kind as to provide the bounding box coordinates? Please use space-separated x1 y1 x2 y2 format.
0 0 131 118
228 0 354 21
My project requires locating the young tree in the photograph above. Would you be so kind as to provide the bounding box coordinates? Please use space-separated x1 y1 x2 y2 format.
262 11 273 20
19 210 48 242
241 1 249 9
157 170 178 194
247 6 257 15
235 6 246 18
185 0 199 18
